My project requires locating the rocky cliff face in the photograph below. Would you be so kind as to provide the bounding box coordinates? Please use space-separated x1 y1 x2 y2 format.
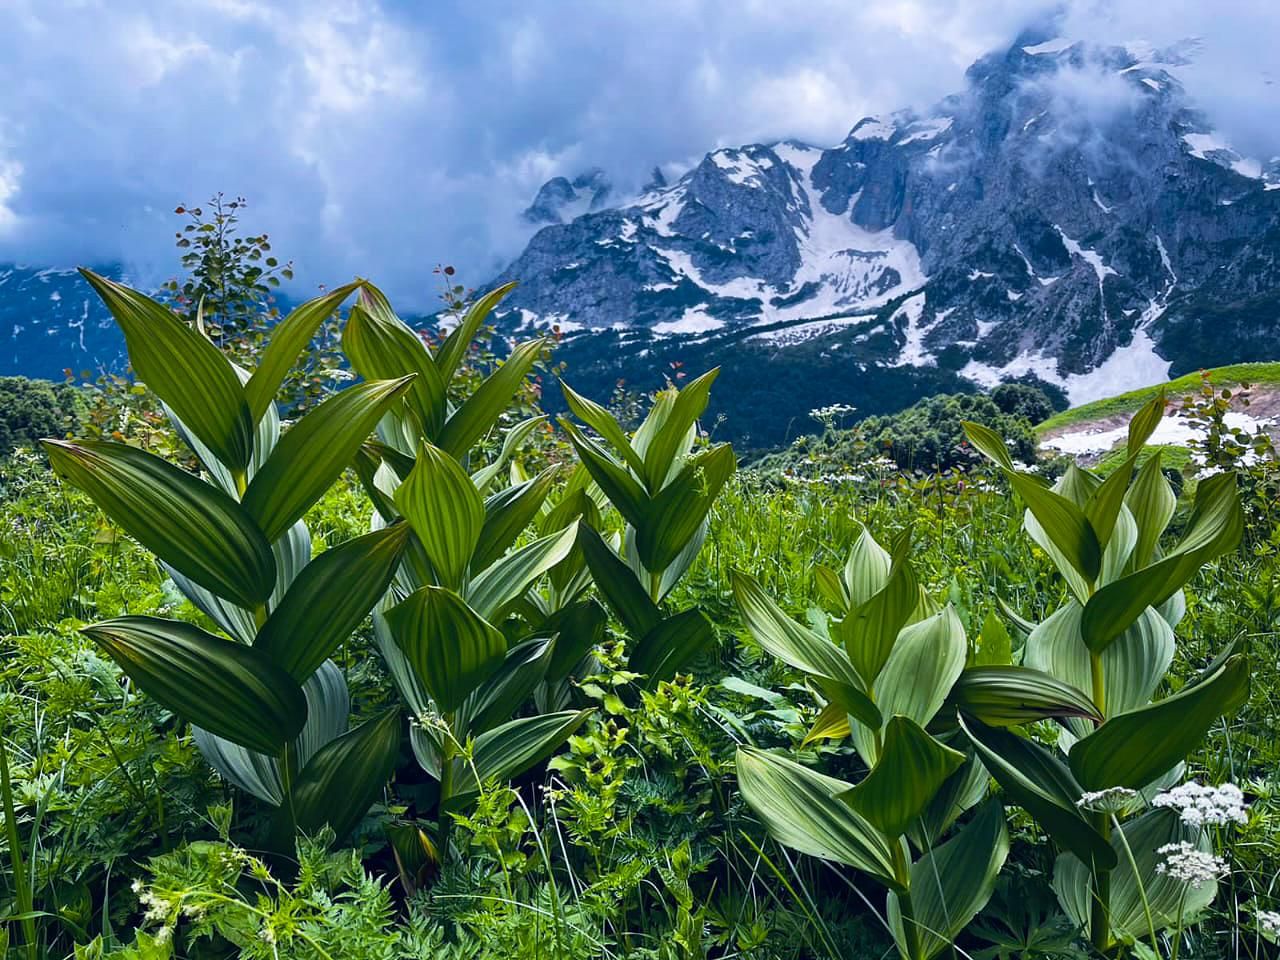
492 30 1280 445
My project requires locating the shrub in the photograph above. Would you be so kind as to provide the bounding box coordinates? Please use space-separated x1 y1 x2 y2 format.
0 376 81 458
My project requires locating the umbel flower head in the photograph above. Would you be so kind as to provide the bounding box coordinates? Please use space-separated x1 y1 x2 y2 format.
1153 781 1248 828
1076 786 1139 814
1155 842 1227 888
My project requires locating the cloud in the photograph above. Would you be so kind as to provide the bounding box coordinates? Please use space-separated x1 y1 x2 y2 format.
0 0 1274 308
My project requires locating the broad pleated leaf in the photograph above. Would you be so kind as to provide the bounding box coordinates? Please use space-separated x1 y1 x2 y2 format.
447 708 592 803
578 526 661 638
1068 654 1248 791
1009 472 1101 585
949 666 1102 727
470 415 545 490
889 799 1009 960
473 468 557 572
544 599 607 680
839 716 965 837
735 746 901 890
438 338 544 457
732 571 880 729
1085 453 1138 550
1127 392 1167 457
256 524 412 681
871 606 966 731
435 281 517 381
386 586 505 713
630 607 715 686
561 379 645 476
83 616 306 754
1081 472 1242 654
458 638 553 737
814 564 849 614
1125 452 1176 569
837 559 918 686
561 420 650 529
243 376 415 541
80 269 254 470
1053 809 1215 941
959 715 1116 870
291 707 401 839
961 420 1014 470
44 439 275 608
801 700 852 746
466 523 578 621
842 526 891 606
194 660 349 805
343 290 447 440
639 367 719 490
636 442 736 572
394 441 484 588
246 281 362 421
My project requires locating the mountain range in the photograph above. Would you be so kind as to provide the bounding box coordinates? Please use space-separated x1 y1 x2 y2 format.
4 27 1279 449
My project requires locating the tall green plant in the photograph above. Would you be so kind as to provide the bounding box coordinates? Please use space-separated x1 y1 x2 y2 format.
343 283 593 857
732 529 1021 960
960 394 1248 953
559 370 736 685
42 271 410 845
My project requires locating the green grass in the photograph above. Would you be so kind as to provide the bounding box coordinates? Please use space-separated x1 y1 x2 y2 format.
1036 361 1280 433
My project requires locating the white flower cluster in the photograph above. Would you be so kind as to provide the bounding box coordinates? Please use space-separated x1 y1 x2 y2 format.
1155 842 1227 888
1258 910 1280 937
1075 786 1139 813
809 403 857 421
783 472 867 486
1153 781 1248 828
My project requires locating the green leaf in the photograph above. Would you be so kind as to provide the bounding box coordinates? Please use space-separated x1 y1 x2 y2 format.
44 439 275 608
959 715 1116 870
1081 472 1242 654
1085 453 1138 550
731 571 880 729
470 416 545 490
435 281 517 381
561 379 646 476
842 526 891 607
1127 392 1167 458
630 607 715 687
246 281 361 422
447 708 592 803
459 638 553 736
889 799 1009 960
394 441 484 588
544 599 608 681
639 367 719 490
1008 472 1101 585
386 586 505 713
814 564 849 613
1125 453 1176 569
871 605 966 732
839 716 965 837
256 524 412 682
473 469 557 572
1068 654 1249 791
243 376 415 542
949 666 1103 727
290 707 401 839
82 616 306 754
466 524 578 622
343 293 447 440
735 746 901 889
636 442 736 572
962 420 1015 470
837 557 918 686
80 269 255 471
438 338 544 458
801 700 851 746
560 420 650 530
975 611 1013 666
578 526 661 638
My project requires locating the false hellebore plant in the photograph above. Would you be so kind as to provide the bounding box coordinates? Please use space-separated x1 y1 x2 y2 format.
341 283 596 861
558 370 736 687
43 271 413 846
959 394 1247 954
732 528 1028 960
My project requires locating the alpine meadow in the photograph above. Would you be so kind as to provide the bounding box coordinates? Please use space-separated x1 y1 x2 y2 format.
3 4 1280 960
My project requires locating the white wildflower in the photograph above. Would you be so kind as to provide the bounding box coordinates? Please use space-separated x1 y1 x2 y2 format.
1075 786 1139 813
1153 781 1248 828
155 926 173 946
259 924 277 945
131 879 144 894
1258 910 1280 937
1155 841 1227 888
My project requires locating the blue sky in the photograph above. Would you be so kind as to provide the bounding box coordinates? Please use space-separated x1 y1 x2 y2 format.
0 0 1276 308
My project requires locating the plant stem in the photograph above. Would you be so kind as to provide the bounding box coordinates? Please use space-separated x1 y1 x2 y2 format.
0 723 37 960
1089 652 1106 716
891 843 921 959
1112 813 1158 955
1090 812 1112 955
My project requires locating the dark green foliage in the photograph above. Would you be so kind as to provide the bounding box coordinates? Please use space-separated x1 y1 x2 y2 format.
991 381 1061 423
0 376 81 458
